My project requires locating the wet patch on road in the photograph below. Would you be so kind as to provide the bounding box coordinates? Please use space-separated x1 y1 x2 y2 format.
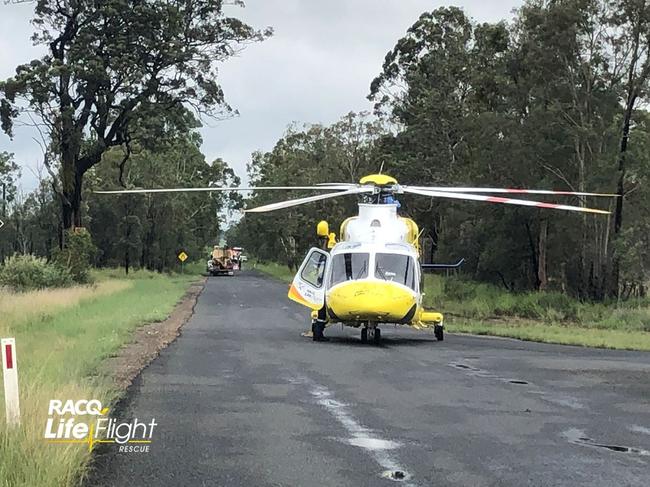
449 362 587 410
528 390 585 410
563 428 650 457
451 363 475 370
449 362 529 386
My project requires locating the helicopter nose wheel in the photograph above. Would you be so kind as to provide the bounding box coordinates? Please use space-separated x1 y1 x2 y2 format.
373 328 381 344
312 319 329 342
361 324 381 344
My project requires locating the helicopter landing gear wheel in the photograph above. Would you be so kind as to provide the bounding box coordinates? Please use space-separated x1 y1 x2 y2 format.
361 325 380 344
434 324 444 341
373 327 381 344
313 320 328 342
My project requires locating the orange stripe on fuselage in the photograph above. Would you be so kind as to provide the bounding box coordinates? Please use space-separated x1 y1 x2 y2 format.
288 283 314 308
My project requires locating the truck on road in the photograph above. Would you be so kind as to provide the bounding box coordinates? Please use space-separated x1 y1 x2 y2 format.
207 246 236 276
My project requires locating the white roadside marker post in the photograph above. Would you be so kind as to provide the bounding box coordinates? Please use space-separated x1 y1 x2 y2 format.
1 338 20 427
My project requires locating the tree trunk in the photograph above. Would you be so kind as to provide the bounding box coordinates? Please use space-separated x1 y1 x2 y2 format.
574 136 589 297
124 199 131 275
606 93 637 298
605 0 649 298
61 173 83 232
537 219 548 291
525 221 539 289
614 94 636 235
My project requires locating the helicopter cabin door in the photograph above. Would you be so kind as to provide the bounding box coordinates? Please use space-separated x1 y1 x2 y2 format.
288 248 329 310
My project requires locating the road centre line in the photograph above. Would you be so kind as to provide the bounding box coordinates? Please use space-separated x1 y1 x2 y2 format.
290 375 416 484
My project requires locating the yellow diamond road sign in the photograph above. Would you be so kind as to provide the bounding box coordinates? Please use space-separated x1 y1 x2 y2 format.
177 251 188 263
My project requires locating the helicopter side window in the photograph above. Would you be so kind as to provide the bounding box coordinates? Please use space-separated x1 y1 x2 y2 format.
300 251 328 288
375 253 416 290
330 253 369 286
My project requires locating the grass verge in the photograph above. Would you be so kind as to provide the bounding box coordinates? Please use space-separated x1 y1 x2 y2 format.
444 320 650 350
249 259 294 283
252 260 650 351
0 268 200 487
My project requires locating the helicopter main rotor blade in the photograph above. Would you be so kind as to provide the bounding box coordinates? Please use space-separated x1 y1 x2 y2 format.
403 187 610 215
94 185 351 194
245 187 374 213
403 186 618 197
315 182 357 187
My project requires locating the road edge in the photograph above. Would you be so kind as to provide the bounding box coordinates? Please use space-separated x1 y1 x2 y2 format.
103 277 206 391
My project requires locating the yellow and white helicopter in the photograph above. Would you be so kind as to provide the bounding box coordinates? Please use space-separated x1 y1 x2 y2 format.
97 173 614 343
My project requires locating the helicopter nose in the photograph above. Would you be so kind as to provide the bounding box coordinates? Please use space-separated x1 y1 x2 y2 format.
327 281 417 323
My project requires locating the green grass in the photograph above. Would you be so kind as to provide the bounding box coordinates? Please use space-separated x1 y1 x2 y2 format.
422 274 650 329
0 268 201 487
249 259 295 283
443 321 650 350
253 260 650 350
91 260 205 281
422 274 650 350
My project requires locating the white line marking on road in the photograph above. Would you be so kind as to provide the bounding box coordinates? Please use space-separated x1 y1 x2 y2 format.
290 375 415 484
348 437 401 451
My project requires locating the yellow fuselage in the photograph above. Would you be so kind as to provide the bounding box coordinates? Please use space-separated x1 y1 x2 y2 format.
290 200 444 328
326 280 417 323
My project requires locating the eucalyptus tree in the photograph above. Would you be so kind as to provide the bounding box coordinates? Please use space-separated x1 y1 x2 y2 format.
87 131 241 272
236 113 386 269
0 151 19 261
0 0 270 231
0 151 18 219
366 2 650 297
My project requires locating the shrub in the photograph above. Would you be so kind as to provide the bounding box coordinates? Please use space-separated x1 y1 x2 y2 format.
52 228 97 284
424 271 650 333
442 277 478 301
0 254 72 291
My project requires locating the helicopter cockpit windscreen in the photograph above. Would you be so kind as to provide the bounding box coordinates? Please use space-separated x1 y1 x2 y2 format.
329 253 369 286
374 253 416 290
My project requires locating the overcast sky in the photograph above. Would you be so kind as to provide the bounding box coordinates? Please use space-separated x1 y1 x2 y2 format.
0 0 522 191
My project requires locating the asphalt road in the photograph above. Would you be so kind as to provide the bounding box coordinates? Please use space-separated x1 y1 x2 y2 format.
89 271 650 487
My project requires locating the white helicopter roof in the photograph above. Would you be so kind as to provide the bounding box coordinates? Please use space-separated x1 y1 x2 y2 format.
340 203 413 245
